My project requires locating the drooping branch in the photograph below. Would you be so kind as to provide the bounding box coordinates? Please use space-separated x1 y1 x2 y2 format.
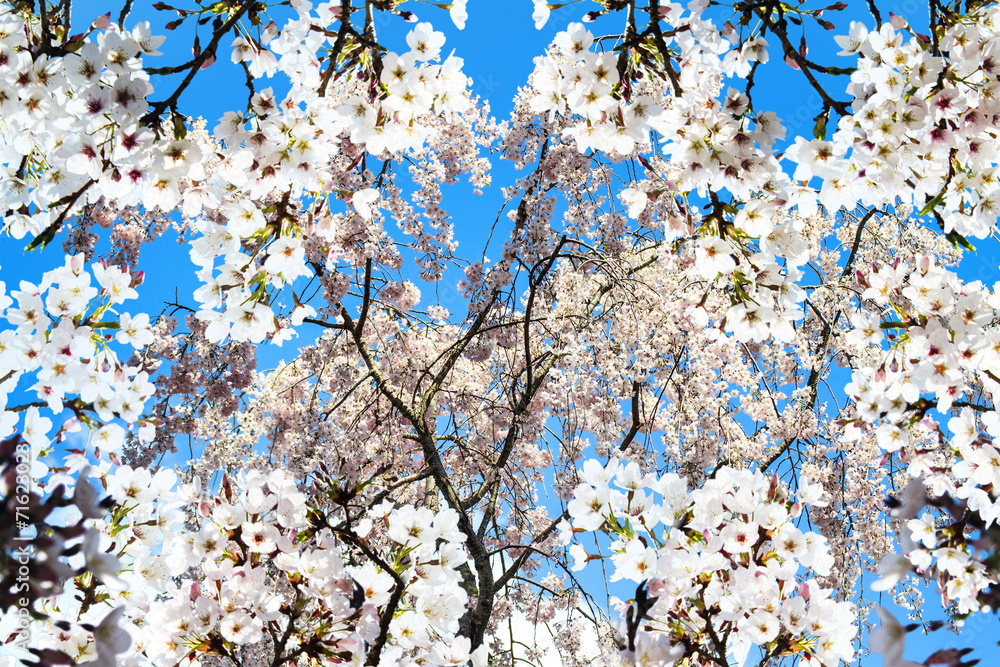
494 509 570 591
618 380 643 453
318 0 355 98
141 0 254 123
841 206 882 279
754 7 852 116
646 0 683 97
415 288 500 424
463 351 558 512
337 284 498 648
117 0 135 28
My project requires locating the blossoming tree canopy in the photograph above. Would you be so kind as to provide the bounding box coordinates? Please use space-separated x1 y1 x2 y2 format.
4 0 1000 663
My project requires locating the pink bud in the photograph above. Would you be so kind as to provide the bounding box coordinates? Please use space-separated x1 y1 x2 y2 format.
334 637 361 653
200 55 215 70
647 579 667 596
93 12 111 29
889 12 908 29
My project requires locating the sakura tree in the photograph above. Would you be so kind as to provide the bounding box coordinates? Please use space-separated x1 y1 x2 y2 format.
2 0 1000 665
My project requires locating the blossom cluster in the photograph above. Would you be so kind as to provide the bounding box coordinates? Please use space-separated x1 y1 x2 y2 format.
376 503 487 666
334 22 473 155
0 5 483 347
788 9 1000 238
523 18 816 346
0 4 472 240
566 459 855 667
528 17 787 201
184 13 478 344
29 464 485 667
0 13 164 240
528 23 660 156
844 255 1000 613
695 241 808 345
0 254 156 457
0 433 132 667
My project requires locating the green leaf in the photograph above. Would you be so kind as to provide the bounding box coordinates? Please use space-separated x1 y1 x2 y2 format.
25 221 61 251
945 229 975 252
812 114 827 140
76 412 99 429
879 321 911 330
822 66 856 75
918 193 944 217
172 113 188 140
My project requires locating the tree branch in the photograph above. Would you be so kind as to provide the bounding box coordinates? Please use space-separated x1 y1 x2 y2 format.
141 1 253 123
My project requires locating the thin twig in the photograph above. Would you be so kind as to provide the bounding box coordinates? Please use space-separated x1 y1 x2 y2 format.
117 0 134 30
141 1 253 123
